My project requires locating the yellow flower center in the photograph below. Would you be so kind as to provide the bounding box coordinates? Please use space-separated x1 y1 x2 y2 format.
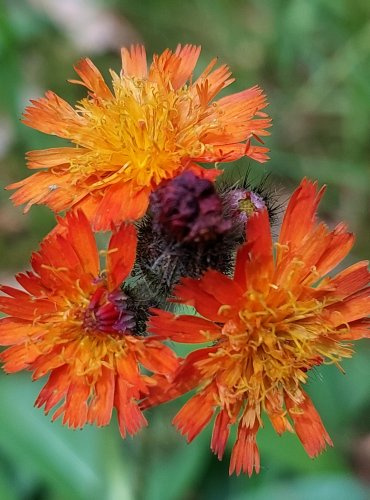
27 284 133 380
70 74 215 191
238 198 257 216
202 284 352 408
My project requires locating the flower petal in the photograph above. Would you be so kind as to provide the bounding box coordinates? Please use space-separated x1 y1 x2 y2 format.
172 44 201 89
93 183 150 230
87 365 115 427
114 377 147 438
173 388 216 442
136 339 179 375
327 287 370 326
62 377 90 429
35 366 70 414
173 277 223 321
55 210 99 278
324 260 370 297
0 317 41 345
149 309 221 343
211 410 232 460
229 421 260 476
338 318 370 340
121 45 147 78
106 223 137 290
72 58 113 100
285 392 333 458
278 178 326 255
199 269 244 308
8 171 80 213
22 91 83 138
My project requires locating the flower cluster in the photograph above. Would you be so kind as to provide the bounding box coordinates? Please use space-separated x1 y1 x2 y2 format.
1 45 369 476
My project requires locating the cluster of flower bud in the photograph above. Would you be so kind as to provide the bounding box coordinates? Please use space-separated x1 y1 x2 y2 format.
131 170 277 313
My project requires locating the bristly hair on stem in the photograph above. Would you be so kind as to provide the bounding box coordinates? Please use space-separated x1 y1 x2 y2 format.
122 277 158 336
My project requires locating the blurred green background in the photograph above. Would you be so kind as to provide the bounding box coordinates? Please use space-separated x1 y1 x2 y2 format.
0 0 369 499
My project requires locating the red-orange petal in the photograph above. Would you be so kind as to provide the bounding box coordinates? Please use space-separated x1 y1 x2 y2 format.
173 278 223 321
121 45 147 79
229 422 260 476
56 210 99 278
278 179 326 255
339 318 370 340
0 318 41 345
8 171 79 213
148 309 221 343
285 392 333 458
247 208 274 270
325 261 370 297
211 410 232 460
198 269 244 309
31 347 66 380
115 351 144 389
93 183 150 230
136 339 179 375
149 47 200 90
72 58 113 100
61 377 90 428
194 62 234 105
327 287 370 326
1 343 42 372
172 44 201 89
234 209 274 291
114 377 148 438
187 163 223 181
244 143 270 163
106 223 137 291
15 271 47 296
26 147 87 169
35 366 70 414
314 223 354 277
173 388 216 443
22 90 82 137
140 373 183 410
87 365 115 427
141 347 217 410
265 393 294 435
0 294 56 321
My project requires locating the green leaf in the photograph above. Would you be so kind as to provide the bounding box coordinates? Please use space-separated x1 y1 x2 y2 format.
0 374 105 500
258 419 347 475
139 405 211 500
232 475 369 500
0 466 17 500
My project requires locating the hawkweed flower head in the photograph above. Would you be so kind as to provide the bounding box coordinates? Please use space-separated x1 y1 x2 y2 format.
224 188 266 223
8 45 271 230
0 211 178 436
217 169 280 228
146 178 370 475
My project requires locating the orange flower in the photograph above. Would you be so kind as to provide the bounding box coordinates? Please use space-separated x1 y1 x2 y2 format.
8 45 271 230
0 211 178 436
147 178 370 475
